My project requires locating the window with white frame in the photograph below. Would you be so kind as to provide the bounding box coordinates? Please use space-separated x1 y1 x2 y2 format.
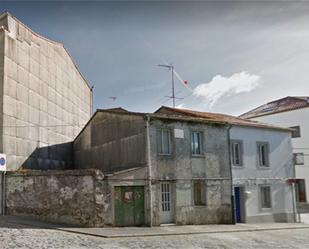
191 131 203 155
294 153 305 165
260 185 272 209
231 140 243 166
257 142 269 167
290 126 301 138
158 129 172 155
193 180 206 205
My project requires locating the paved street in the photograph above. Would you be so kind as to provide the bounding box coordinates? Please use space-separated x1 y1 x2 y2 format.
1 220 309 249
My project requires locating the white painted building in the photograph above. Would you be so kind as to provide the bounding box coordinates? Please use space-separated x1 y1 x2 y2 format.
230 125 295 223
241 97 309 204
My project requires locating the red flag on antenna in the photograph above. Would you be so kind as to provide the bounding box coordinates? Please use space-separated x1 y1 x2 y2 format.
184 80 188 85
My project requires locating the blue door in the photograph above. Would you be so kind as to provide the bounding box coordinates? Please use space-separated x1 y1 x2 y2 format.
234 187 242 223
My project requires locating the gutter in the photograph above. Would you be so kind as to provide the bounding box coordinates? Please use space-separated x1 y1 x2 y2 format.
227 125 235 224
145 115 153 227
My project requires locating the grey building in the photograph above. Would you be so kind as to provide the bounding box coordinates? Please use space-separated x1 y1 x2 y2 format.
0 12 93 170
74 107 234 226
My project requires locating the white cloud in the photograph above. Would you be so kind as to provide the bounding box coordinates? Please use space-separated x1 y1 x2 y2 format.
193 72 261 107
175 103 186 109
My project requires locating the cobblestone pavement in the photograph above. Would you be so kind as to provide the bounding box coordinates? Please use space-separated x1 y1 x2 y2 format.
1 221 309 249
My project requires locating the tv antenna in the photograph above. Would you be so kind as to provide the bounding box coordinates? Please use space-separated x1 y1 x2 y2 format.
158 64 183 107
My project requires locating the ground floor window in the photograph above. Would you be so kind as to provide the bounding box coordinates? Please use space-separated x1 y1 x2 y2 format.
295 179 307 203
260 185 272 209
193 180 206 205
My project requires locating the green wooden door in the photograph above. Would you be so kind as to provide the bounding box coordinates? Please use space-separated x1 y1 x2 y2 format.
114 186 145 226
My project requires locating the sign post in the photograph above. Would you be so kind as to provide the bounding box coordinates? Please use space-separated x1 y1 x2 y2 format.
0 154 6 216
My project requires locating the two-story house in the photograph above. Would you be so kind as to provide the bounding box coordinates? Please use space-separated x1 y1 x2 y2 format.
241 96 309 208
157 107 295 223
74 107 234 226
73 106 295 226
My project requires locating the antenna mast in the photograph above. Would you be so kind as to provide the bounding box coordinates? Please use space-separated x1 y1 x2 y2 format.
158 64 182 108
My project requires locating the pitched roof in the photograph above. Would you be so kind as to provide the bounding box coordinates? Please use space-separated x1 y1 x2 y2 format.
240 96 309 119
155 106 292 132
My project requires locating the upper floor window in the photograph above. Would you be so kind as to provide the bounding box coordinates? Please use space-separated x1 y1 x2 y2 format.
231 140 243 166
294 153 305 165
158 129 172 155
260 185 272 209
290 126 301 138
257 142 269 167
191 131 203 155
193 180 206 205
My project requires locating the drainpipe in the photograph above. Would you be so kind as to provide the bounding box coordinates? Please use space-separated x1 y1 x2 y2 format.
291 182 298 222
1 172 5 216
227 125 235 224
146 115 153 227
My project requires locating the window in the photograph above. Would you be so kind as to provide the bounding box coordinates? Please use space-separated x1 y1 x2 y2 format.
231 140 243 166
260 186 272 209
257 142 269 167
191 131 203 155
290 126 301 138
158 129 172 155
193 180 206 205
294 153 305 165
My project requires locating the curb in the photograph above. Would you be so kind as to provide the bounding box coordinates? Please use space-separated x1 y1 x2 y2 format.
4 219 309 239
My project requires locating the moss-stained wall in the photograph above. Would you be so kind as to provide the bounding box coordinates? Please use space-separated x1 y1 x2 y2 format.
6 170 106 227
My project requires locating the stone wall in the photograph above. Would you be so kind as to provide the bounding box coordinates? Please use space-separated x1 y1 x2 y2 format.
0 13 92 170
5 170 107 227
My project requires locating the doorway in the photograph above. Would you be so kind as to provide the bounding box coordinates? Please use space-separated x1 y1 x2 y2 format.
160 182 174 224
114 186 145 226
234 186 245 223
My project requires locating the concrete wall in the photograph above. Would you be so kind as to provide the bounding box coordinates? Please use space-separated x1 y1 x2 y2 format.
5 170 106 226
231 126 295 222
74 111 147 173
0 13 92 170
149 119 233 225
250 108 309 203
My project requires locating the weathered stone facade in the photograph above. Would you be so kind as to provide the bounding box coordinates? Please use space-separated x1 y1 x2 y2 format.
5 170 106 226
0 12 92 170
73 109 233 226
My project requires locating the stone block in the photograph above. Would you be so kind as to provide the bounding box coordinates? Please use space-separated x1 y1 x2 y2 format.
39 65 48 83
39 82 48 99
3 135 16 155
3 76 17 98
17 65 29 87
3 95 16 116
29 90 40 108
16 101 29 122
16 119 29 139
30 43 40 62
29 74 40 93
29 106 40 125
17 45 30 70
16 83 29 104
5 57 18 80
5 36 17 61
29 58 39 77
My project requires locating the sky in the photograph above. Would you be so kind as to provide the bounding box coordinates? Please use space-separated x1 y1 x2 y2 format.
1 1 309 116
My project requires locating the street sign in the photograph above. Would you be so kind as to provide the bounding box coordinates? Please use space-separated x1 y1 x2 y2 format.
0 154 6 172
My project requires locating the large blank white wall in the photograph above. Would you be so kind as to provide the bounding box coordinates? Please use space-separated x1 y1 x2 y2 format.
0 14 92 170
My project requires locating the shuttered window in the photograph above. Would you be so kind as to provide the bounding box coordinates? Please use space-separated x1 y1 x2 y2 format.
193 180 206 205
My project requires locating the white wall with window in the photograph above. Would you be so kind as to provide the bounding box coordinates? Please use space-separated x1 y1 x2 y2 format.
231 126 295 222
250 107 309 203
